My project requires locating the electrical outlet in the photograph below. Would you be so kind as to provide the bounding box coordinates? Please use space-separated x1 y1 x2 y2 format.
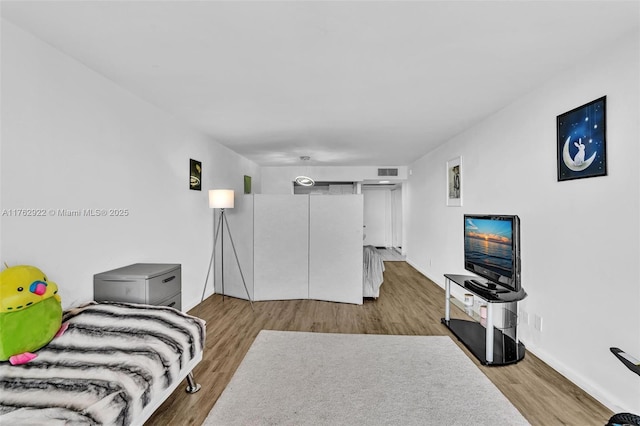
534 315 543 332
520 310 529 325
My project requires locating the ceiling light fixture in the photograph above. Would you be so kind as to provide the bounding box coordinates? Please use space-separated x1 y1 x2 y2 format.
294 156 315 187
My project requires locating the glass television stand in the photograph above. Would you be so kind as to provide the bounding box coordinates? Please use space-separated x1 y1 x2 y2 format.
442 274 527 366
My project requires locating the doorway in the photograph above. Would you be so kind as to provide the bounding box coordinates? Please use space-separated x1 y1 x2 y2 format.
362 184 403 255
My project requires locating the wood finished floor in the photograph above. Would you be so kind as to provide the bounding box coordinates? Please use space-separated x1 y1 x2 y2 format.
146 261 612 426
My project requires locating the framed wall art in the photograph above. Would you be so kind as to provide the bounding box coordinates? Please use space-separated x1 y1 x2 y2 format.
446 156 462 207
244 175 252 194
557 96 607 181
189 159 201 191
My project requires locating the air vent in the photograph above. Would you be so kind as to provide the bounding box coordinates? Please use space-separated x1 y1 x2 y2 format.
377 168 398 177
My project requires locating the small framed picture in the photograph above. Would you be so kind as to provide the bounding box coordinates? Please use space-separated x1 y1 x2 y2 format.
190 159 201 191
446 156 462 207
557 96 607 181
244 175 252 194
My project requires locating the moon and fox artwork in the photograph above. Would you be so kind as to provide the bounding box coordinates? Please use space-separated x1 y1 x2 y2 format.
557 96 607 181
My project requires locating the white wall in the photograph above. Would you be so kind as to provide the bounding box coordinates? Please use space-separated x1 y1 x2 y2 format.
405 32 640 413
0 20 260 312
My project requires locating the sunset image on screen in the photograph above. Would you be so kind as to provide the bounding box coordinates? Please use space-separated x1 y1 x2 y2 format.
465 219 512 245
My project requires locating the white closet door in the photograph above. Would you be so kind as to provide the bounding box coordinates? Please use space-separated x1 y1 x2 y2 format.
253 195 309 301
363 187 390 247
391 187 403 251
309 195 363 304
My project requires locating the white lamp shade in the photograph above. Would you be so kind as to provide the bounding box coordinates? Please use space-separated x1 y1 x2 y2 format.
209 189 234 209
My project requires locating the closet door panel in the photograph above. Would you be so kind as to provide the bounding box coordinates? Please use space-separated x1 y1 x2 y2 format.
254 195 309 300
309 195 363 304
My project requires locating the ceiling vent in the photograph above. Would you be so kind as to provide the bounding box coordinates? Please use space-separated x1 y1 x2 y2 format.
377 168 398 177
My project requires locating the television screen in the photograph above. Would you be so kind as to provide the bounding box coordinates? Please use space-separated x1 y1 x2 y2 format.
464 215 521 292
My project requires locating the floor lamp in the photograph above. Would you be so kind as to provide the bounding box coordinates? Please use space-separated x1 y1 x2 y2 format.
201 189 253 310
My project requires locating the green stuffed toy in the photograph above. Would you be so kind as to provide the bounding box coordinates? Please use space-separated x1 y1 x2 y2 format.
0 265 64 365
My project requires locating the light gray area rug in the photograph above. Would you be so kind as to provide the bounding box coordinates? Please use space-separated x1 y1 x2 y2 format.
203 331 530 425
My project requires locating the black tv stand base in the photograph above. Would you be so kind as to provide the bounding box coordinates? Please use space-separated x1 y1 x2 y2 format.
443 274 527 366
442 318 525 365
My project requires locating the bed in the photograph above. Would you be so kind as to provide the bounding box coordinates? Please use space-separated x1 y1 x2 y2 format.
363 245 385 298
0 301 205 425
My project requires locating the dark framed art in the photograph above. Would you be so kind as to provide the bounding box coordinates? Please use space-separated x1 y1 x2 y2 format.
557 96 606 181
190 159 202 190
244 175 252 194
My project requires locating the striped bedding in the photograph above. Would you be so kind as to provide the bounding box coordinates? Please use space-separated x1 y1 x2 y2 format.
0 302 205 425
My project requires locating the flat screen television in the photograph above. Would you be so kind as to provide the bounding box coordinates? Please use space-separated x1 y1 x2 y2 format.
464 214 521 293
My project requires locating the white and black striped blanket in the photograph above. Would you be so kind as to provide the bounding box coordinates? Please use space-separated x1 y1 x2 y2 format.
0 302 205 425
363 245 385 298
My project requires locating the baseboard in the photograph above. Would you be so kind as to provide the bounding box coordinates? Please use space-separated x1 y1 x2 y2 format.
523 343 625 414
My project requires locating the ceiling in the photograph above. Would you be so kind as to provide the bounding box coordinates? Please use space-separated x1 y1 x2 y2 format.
2 1 638 167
